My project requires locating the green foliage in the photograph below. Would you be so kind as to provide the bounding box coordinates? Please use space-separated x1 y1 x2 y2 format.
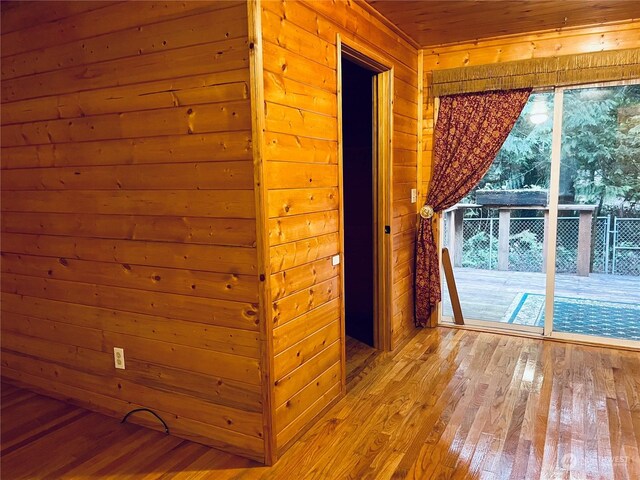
461 231 496 269
615 250 640 276
508 230 544 272
562 85 640 215
462 227 579 273
466 85 640 216
475 92 554 194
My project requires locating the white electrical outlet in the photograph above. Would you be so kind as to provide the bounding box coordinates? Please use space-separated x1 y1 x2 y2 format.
332 254 340 266
411 188 417 204
114 347 125 369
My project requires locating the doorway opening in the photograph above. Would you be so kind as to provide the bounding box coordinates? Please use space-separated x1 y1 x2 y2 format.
338 40 392 372
342 58 376 348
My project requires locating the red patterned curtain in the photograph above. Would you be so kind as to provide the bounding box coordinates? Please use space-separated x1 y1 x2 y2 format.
415 89 532 327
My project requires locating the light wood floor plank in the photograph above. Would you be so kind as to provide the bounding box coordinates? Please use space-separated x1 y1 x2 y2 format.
1 327 639 479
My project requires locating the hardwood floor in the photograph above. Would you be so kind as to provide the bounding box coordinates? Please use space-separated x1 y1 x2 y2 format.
2 327 639 479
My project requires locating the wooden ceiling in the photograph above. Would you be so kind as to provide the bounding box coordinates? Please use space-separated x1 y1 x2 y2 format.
366 1 640 47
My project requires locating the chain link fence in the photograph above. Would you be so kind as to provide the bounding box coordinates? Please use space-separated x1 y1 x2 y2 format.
460 218 497 270
509 217 545 272
613 218 640 276
442 213 450 249
593 217 610 274
555 218 578 273
444 211 633 275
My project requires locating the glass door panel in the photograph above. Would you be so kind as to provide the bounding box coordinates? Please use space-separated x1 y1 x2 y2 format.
552 83 640 342
441 91 554 331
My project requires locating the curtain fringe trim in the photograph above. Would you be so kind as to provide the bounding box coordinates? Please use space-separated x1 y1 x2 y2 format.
431 48 640 96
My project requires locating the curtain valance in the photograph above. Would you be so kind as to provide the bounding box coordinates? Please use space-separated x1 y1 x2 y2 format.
431 48 640 97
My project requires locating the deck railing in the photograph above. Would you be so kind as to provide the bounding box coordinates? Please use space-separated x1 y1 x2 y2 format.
443 213 639 276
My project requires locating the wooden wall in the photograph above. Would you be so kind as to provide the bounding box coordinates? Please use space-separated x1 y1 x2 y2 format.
5 0 634 467
259 0 419 455
0 1 267 461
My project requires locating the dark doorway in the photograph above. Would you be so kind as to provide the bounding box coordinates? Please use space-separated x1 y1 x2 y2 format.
342 58 376 347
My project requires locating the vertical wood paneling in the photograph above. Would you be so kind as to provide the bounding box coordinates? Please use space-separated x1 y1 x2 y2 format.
0 1 265 462
261 0 418 456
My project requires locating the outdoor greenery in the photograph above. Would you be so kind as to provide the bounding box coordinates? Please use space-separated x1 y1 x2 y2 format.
460 226 586 273
461 231 496 270
453 84 640 276
467 85 640 217
615 248 640 276
563 85 640 216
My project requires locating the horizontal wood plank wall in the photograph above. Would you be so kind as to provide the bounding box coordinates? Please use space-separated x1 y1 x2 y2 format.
420 20 640 323
0 1 265 461
260 0 418 455
422 20 640 71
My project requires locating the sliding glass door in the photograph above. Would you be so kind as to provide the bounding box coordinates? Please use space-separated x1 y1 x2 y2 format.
441 91 554 334
440 80 640 348
548 82 640 347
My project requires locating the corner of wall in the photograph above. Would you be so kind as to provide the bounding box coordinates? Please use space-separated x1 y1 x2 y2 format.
247 0 277 465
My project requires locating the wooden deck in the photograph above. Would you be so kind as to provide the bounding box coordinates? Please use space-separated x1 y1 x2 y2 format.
3 328 640 479
443 268 640 323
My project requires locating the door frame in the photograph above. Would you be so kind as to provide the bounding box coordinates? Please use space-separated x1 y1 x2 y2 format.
337 34 393 358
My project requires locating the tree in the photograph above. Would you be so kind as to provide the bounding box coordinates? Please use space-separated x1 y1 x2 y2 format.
476 91 553 192
468 85 640 217
561 84 640 216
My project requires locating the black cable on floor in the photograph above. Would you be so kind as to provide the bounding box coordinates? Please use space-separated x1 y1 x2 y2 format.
121 408 170 434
